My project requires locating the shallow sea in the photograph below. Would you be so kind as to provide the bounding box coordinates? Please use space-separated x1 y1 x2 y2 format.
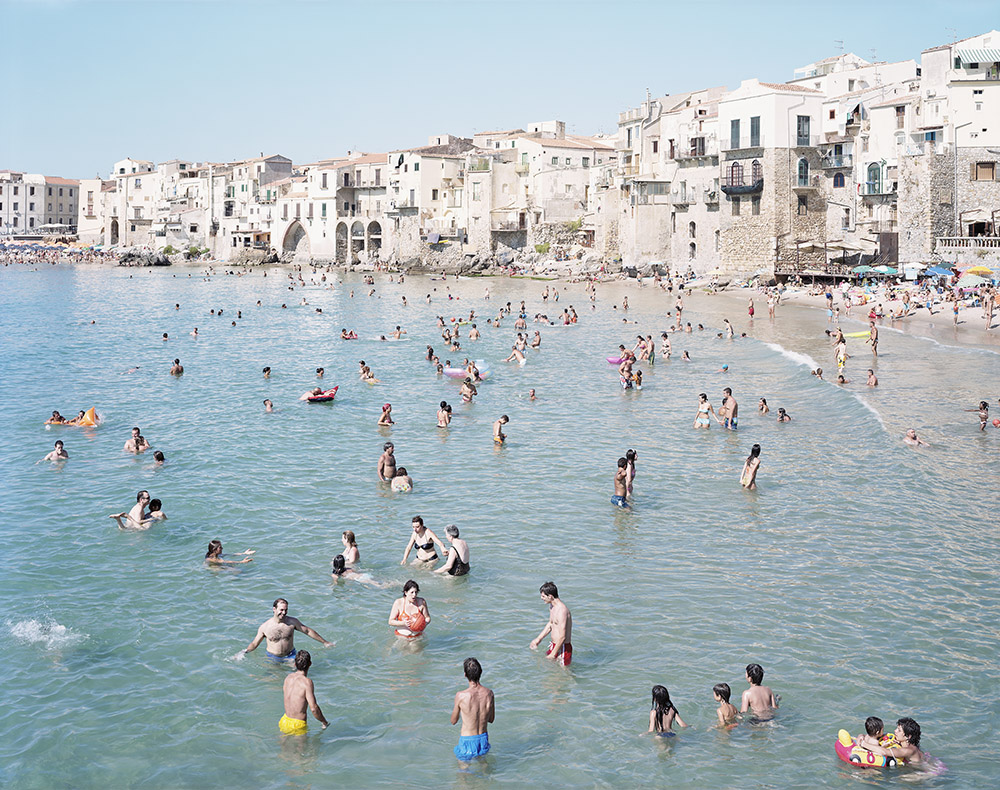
1 264 998 789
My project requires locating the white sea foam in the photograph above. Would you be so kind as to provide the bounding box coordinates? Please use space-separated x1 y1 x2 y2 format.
760 341 819 370
761 341 886 431
8 619 86 650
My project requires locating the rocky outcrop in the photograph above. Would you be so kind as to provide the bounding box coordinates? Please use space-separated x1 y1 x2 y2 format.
118 247 170 267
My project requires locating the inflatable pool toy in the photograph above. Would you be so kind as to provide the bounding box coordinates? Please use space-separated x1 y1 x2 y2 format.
394 609 427 638
444 363 490 380
607 357 624 364
52 407 99 426
844 331 870 338
834 729 904 769
306 387 339 402
77 407 99 426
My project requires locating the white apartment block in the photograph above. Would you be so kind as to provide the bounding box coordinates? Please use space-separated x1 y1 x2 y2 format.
0 170 79 234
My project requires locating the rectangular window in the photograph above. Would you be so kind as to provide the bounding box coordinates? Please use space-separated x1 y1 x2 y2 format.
307 203 313 218
321 203 327 218
13 217 17 226
796 115 811 146
582 157 590 168
565 184 572 194
283 205 288 219
627 128 632 147
321 173 328 189
413 162 419 172
134 179 140 188
732 197 740 216
842 208 851 229
551 157 558 166
829 109 836 119
48 203 53 211
30 186 35 195
409 189 415 205
134 208 142 219
14 202 18 210
452 188 463 206
797 195 808 215
652 141 658 154
343 202 349 211
13 186 18 194
565 158 571 166
189 224 198 233
730 119 741 149
295 203 300 218
88 190 94 201
47 187 52 195
375 169 381 186
895 106 905 129
973 161 996 180
751 195 761 215
59 188 63 197
432 189 439 201
29 202 34 211
750 116 760 147
472 182 481 201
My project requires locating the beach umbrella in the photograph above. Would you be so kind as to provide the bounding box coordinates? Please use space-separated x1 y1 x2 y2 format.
852 265 873 274
962 265 993 276
873 265 897 274
926 266 953 277
956 273 987 289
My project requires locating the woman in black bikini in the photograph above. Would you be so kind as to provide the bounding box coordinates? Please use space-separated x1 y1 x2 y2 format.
400 516 447 565
434 525 470 576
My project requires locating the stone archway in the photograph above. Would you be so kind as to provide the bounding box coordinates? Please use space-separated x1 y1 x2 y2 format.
366 221 382 256
335 223 349 263
110 218 119 245
350 220 365 262
282 221 310 258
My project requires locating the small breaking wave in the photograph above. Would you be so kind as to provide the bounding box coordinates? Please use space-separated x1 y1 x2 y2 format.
760 341 819 370
7 619 87 650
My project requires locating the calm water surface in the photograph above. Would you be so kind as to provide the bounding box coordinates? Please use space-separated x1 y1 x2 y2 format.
1 265 998 789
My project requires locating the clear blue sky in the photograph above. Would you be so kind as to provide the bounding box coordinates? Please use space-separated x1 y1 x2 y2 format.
2 0 994 178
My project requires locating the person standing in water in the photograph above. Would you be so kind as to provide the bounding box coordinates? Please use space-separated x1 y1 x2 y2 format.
493 415 509 444
612 457 630 508
529 581 573 666
451 657 494 760
740 444 761 489
243 598 334 662
278 650 329 735
377 442 396 480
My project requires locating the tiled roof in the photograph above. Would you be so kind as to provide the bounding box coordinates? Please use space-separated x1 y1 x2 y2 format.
45 176 80 186
759 82 823 94
477 128 525 136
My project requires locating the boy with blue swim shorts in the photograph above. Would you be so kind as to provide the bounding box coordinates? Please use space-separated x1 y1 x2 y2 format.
612 457 630 508
451 657 494 760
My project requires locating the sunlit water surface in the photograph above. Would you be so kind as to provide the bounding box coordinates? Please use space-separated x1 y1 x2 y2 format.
1 264 998 789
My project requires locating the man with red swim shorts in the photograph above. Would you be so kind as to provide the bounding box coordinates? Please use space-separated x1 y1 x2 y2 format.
529 581 572 666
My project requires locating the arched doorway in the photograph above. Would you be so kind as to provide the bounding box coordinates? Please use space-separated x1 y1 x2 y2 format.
110 218 119 245
367 221 382 256
351 221 365 262
335 223 349 263
282 221 309 258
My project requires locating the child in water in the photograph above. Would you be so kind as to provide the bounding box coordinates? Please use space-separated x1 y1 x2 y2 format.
647 685 687 735
714 683 738 726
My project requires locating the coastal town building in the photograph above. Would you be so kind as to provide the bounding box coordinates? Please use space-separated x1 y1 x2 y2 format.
64 30 998 273
0 170 79 235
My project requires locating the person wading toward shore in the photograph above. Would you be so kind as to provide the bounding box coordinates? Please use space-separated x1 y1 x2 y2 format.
278 650 329 735
450 657 494 760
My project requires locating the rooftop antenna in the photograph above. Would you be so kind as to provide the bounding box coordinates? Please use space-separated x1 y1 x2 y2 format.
946 27 957 43
834 40 844 55
869 48 877 63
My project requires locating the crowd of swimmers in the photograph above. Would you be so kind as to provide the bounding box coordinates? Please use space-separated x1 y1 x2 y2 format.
35 265 946 771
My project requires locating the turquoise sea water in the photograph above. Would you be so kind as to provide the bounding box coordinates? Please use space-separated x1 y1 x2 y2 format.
1 264 998 789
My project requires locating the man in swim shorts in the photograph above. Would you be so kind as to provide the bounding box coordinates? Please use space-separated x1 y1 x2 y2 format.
529 581 573 666
493 415 508 444
721 388 738 430
243 598 334 663
451 657 494 760
612 457 629 508
279 650 329 734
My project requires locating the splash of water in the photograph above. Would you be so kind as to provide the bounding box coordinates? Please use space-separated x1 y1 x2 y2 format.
8 619 86 650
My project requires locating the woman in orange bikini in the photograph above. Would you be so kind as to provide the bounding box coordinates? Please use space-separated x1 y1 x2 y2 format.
388 580 430 638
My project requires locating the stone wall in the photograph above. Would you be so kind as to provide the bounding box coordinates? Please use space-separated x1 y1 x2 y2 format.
897 151 954 264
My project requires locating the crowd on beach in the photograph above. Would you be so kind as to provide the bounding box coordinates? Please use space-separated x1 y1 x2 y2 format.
35 261 986 773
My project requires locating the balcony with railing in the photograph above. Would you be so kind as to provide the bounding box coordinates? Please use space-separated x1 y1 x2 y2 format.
936 236 1000 250
904 141 951 156
514 162 530 175
794 134 821 148
721 135 762 152
468 159 492 172
721 171 764 195
675 135 717 161
861 181 897 196
793 174 823 191
704 188 719 204
820 154 853 168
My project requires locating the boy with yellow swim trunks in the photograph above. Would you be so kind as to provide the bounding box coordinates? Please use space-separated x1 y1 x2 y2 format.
279 651 329 735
